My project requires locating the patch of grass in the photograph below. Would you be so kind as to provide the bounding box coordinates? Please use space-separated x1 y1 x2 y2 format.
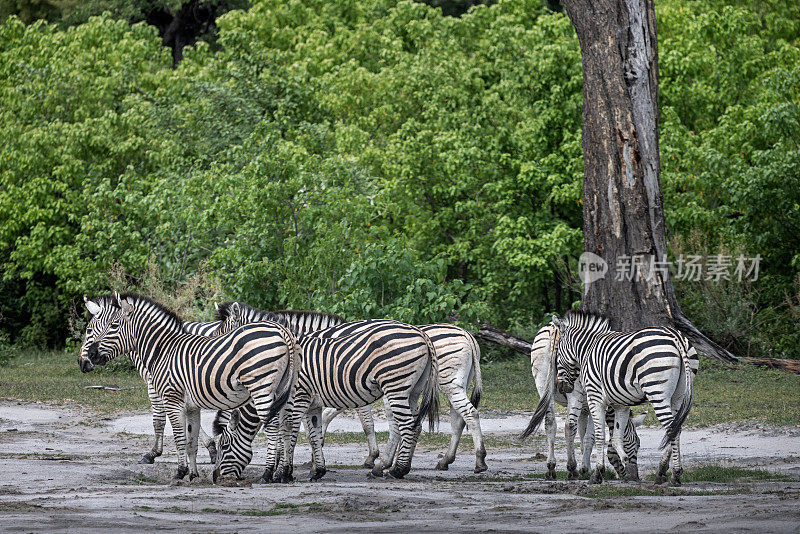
682 360 800 427
646 465 795 483
577 484 733 499
480 357 537 413
479 355 800 427
0 349 149 413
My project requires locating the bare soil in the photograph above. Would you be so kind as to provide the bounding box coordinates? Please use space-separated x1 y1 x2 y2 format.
0 402 798 533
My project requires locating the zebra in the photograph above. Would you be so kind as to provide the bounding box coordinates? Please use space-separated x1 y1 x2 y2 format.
319 322 486 473
82 296 221 465
526 318 644 481
213 303 439 482
78 293 299 481
527 310 698 485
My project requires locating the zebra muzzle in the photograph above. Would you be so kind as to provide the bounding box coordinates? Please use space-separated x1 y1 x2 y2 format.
78 354 95 373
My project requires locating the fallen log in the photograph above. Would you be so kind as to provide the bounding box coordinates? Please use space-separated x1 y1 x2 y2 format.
737 357 800 375
475 322 800 374
475 323 531 355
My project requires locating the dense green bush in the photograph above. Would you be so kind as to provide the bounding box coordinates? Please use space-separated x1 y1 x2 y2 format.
0 0 798 357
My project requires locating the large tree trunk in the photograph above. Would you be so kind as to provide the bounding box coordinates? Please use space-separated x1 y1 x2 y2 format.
561 0 736 362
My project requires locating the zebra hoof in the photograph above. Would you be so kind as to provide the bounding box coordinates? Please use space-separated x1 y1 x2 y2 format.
474 463 488 474
207 442 218 465
435 460 449 471
589 469 604 485
669 474 682 487
189 472 199 482
545 470 557 481
139 454 156 465
259 469 274 484
624 463 640 482
579 467 589 476
309 467 327 481
363 457 377 469
653 473 668 485
277 472 296 484
567 469 578 481
366 471 384 480
386 466 408 479
174 465 189 480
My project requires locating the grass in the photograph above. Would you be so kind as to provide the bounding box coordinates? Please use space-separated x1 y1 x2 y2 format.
1 349 798 427
479 356 800 427
646 465 795 483
0 349 150 413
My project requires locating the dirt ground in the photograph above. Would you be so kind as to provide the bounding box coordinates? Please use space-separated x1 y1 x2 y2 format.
0 402 799 533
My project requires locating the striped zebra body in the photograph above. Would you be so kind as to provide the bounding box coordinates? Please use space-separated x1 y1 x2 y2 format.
530 310 698 485
81 296 220 465
320 322 486 473
527 320 643 480
79 293 298 481
214 304 439 481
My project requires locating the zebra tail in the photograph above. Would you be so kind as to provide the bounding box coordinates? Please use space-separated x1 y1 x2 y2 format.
264 332 300 425
659 335 695 449
468 332 483 409
212 410 232 437
520 330 557 441
415 329 440 433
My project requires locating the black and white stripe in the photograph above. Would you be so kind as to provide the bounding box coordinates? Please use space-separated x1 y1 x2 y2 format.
527 319 643 480
79 293 298 481
320 322 486 473
214 304 439 482
527 311 698 484
81 296 221 465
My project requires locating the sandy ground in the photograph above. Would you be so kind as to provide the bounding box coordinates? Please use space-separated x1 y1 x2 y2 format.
0 402 799 533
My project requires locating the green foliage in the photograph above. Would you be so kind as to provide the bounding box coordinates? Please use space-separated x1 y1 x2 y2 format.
0 0 799 357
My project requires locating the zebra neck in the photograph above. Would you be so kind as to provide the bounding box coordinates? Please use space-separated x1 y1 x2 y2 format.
127 310 186 373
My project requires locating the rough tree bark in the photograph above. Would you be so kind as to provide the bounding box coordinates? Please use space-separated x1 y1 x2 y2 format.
561 0 736 362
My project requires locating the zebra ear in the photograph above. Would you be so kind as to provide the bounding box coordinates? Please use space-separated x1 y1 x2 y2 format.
230 302 241 318
120 297 135 316
84 297 102 316
214 302 219 311
551 315 563 329
229 409 240 431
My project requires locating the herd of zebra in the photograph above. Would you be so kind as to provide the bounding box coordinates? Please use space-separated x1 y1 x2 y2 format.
78 292 698 486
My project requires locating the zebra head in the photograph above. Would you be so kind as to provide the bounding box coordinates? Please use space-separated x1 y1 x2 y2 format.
550 316 576 394
551 311 611 394
214 301 246 336
80 293 137 371
212 410 251 483
79 295 118 373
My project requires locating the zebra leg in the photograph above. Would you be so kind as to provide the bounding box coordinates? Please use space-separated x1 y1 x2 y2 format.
165 402 189 481
320 407 340 447
305 407 327 481
356 405 381 469
199 425 217 465
372 402 400 477
438 387 487 473
436 404 464 471
587 400 608 484
606 407 626 478
381 395 416 479
185 406 202 481
565 396 582 480
651 395 679 485
610 407 631 481
669 433 682 486
260 413 280 483
577 407 593 477
140 380 165 464
276 393 310 483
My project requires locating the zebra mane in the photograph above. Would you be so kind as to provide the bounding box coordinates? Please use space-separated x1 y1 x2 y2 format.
560 310 611 333
214 302 345 334
91 293 184 331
